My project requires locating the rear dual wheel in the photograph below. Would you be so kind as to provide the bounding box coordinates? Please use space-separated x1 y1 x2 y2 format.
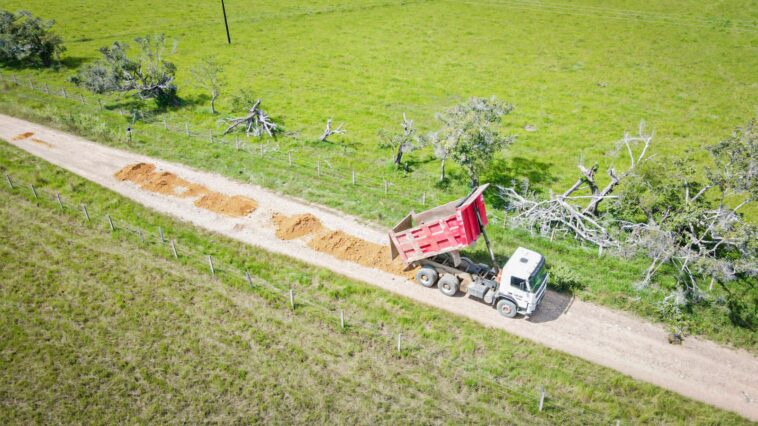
415 268 438 288
438 274 459 297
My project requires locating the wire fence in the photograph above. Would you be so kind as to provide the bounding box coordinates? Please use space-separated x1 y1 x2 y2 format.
2 171 616 423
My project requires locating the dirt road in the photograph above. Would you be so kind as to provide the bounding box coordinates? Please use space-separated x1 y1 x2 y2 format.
1 114 756 420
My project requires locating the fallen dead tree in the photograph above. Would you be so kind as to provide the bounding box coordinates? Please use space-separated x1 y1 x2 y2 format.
223 99 278 138
320 118 345 142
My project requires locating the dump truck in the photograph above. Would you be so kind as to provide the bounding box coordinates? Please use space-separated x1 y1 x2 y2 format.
389 184 548 318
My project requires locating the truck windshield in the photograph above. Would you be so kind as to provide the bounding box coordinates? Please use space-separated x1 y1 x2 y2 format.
528 264 547 293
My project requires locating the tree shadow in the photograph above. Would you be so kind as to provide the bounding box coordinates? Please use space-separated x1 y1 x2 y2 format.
482 157 557 209
58 56 90 70
526 290 574 323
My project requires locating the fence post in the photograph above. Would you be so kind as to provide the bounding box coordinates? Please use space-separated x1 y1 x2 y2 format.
163 116 167 129
12 74 17 84
539 385 546 412
81 204 90 221
28 78 34 89
62 88 67 99
79 93 85 104
44 83 50 94
170 240 178 258
384 180 389 195
5 173 13 189
397 333 402 352
55 192 63 210
598 244 603 257
209 130 214 143
208 255 215 276
107 214 115 231
289 288 295 309
138 227 144 242
235 136 240 151
245 271 253 289
340 309 345 329
422 191 426 205
30 184 38 199
97 98 103 110
288 151 292 166
351 170 356 185
317 161 321 177
158 226 165 243
185 122 190 136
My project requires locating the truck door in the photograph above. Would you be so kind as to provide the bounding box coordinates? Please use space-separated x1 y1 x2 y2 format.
508 276 529 308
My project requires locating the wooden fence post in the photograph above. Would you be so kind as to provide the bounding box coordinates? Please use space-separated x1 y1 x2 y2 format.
81 204 90 221
158 226 165 243
539 385 546 412
79 93 85 104
107 214 115 231
422 192 426 205
30 184 38 199
317 161 321 177
55 192 63 210
170 240 178 258
235 136 240 151
185 122 190 136
397 333 402 352
209 130 214 143
245 271 253 289
5 173 13 189
97 99 103 110
163 116 167 129
288 151 292 166
28 78 34 89
384 180 389 194
208 255 215 276
340 309 345 329
44 83 50 94
351 170 356 185
289 288 295 309
62 88 67 99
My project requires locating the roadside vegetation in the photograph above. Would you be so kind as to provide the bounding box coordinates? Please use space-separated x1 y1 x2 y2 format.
0 0 755 351
0 141 749 424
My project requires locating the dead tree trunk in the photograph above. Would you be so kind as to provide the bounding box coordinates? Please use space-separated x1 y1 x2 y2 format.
320 118 345 142
223 100 277 138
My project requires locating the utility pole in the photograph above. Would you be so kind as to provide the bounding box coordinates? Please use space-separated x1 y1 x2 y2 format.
221 0 231 44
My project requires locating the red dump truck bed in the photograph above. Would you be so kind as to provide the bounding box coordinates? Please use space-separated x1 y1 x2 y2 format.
389 184 489 264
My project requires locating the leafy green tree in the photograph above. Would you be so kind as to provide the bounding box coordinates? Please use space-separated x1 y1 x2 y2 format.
0 10 64 67
70 34 178 106
429 97 514 186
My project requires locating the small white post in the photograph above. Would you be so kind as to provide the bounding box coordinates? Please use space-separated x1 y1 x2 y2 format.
185 122 190 136
422 192 426 205
209 130 214 143
170 240 178 258
351 170 356 185
317 161 321 177
158 226 165 243
340 310 345 329
79 93 85 104
289 288 295 309
397 333 402 352
62 88 67 99
107 214 115 231
598 244 603 257
44 83 50 94
208 255 215 276
384 180 389 194
163 116 167 129
235 136 240 151
81 204 90 221
539 385 545 412
288 151 292 166
28 78 34 89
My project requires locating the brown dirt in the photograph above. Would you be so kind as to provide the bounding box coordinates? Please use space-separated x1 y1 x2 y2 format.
308 229 414 278
30 138 53 148
116 163 256 217
272 213 325 240
194 193 257 217
12 132 34 141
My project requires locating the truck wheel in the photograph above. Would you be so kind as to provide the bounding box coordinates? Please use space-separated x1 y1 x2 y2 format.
415 268 438 288
438 274 459 296
496 299 518 318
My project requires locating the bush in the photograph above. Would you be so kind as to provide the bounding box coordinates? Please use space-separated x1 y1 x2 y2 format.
0 10 64 67
548 262 585 293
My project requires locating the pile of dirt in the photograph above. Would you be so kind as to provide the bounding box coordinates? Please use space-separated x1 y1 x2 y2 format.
12 132 34 141
308 230 413 277
272 213 324 240
195 193 257 217
31 138 53 148
115 163 257 217
115 163 208 197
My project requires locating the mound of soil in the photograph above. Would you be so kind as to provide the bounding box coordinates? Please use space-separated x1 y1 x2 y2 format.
195 193 257 217
116 163 257 217
308 230 412 277
272 213 324 240
12 132 34 141
31 138 53 148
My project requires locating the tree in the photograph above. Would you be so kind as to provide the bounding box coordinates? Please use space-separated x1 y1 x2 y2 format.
0 10 64 67
319 118 346 142
378 113 422 167
429 97 514 186
70 34 178 106
223 99 278 138
191 57 223 114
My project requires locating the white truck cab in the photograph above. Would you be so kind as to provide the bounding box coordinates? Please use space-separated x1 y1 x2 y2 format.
494 247 548 318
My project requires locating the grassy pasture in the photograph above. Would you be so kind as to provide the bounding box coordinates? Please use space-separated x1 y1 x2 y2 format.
0 140 749 424
0 0 756 349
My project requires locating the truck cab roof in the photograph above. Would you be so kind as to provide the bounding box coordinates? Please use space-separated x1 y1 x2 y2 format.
504 247 544 278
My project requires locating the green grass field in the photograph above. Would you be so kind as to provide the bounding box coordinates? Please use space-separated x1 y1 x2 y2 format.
0 1 755 350
0 140 749 424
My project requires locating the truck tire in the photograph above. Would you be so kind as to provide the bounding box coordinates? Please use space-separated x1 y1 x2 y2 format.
438 274 459 296
416 268 438 288
496 299 518 318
